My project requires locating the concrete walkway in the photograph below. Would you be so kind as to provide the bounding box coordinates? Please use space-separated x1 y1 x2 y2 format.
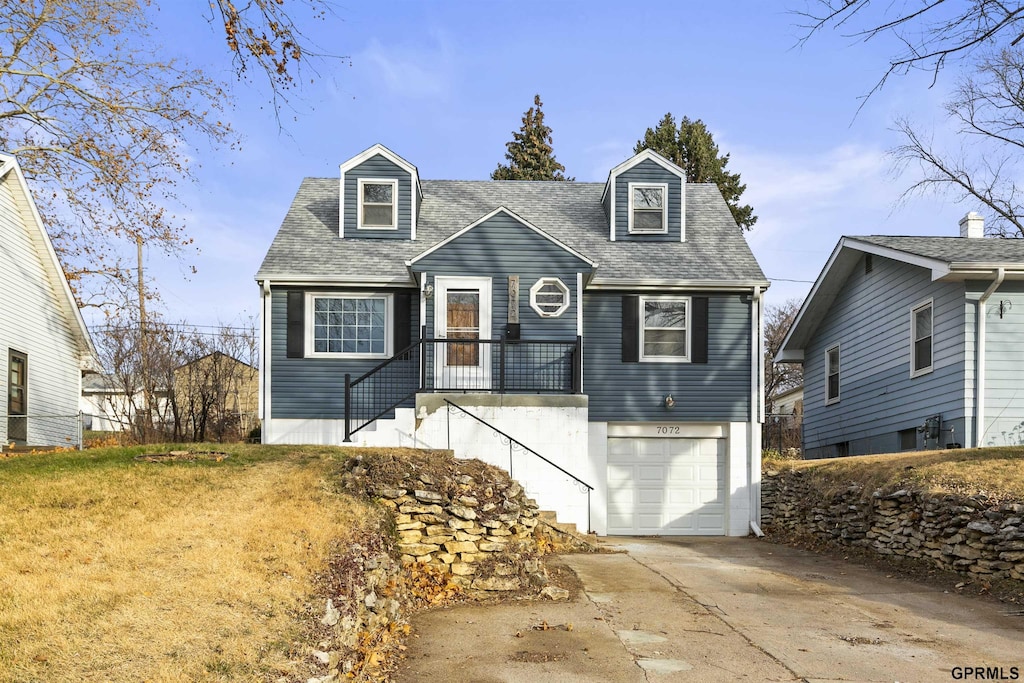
392 538 1024 682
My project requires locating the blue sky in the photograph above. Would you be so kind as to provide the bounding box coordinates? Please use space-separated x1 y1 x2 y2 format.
123 1 973 329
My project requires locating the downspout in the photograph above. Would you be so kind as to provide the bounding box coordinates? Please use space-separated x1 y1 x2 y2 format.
750 286 764 532
975 268 1005 447
260 279 272 444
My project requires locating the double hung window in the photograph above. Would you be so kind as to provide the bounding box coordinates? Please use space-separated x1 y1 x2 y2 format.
640 297 689 361
628 183 667 234
308 294 390 358
911 301 933 377
826 345 840 404
358 179 397 229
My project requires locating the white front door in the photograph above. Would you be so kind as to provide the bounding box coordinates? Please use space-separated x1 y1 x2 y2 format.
434 276 492 390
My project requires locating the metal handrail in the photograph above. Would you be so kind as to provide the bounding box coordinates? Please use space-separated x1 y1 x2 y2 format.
443 397 592 532
345 340 422 441
344 336 582 441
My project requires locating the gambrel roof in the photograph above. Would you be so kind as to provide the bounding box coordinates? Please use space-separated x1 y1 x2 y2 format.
256 179 767 287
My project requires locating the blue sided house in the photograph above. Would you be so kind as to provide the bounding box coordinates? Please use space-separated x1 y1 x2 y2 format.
778 213 1024 458
256 144 768 536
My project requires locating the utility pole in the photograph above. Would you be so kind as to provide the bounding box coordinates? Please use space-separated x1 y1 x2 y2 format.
137 234 149 442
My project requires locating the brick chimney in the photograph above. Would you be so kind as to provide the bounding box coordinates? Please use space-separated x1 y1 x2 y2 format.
959 212 984 238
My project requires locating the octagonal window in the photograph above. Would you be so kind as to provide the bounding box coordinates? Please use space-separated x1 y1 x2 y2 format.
530 278 570 318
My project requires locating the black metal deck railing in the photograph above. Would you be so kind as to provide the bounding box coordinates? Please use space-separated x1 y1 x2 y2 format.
344 336 581 441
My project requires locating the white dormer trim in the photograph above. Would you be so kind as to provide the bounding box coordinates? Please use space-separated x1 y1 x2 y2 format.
406 206 597 269
601 148 686 241
338 143 422 239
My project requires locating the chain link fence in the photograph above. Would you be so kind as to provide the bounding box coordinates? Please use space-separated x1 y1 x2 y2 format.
1 412 84 451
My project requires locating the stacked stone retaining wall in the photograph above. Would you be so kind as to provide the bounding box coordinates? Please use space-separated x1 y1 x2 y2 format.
762 468 1024 582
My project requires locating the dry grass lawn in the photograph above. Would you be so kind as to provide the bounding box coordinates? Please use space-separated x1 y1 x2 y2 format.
776 446 1024 500
0 444 377 682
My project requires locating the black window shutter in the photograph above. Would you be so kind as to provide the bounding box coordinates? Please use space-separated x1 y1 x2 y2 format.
622 296 639 363
692 296 709 364
393 291 413 352
286 291 304 358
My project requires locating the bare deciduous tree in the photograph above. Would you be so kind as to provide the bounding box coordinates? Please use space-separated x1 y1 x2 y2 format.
893 49 1024 236
795 1 1024 96
91 316 258 444
764 298 804 453
765 298 803 411
1 0 339 313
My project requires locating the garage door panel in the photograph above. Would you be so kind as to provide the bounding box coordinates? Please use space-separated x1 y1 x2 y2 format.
667 465 696 483
607 464 634 484
607 435 726 536
637 489 664 504
637 465 664 482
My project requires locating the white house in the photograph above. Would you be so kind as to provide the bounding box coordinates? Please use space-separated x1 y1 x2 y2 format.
1 153 98 448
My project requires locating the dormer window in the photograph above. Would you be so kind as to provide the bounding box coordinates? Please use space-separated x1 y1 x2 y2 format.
628 183 667 234
358 179 397 229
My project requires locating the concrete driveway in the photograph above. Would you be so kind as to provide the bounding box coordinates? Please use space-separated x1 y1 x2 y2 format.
392 538 1024 682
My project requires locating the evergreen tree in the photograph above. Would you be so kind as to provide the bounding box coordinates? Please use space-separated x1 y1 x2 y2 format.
492 95 573 181
635 113 756 230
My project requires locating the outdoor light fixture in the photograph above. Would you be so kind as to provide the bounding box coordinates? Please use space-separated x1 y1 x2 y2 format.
424 284 434 299
664 394 675 408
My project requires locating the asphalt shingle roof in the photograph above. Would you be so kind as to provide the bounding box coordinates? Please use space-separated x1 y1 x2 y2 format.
852 235 1024 263
256 179 766 283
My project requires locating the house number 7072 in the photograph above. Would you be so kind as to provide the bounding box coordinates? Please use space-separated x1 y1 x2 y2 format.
656 426 681 434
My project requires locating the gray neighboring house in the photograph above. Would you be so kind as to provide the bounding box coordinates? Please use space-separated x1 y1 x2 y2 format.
778 213 1024 458
256 144 769 536
1 153 98 448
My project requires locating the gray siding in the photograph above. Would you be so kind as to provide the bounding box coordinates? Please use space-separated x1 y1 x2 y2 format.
969 279 1024 446
803 254 967 458
614 159 683 242
270 287 419 419
343 155 413 239
413 213 591 340
0 174 83 445
583 291 752 422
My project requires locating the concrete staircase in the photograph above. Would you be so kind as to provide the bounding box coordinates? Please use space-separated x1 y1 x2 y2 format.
537 509 602 551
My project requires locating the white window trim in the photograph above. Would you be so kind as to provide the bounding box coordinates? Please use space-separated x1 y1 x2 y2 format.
357 178 398 230
529 277 570 318
910 298 934 378
305 292 393 359
627 182 669 234
639 295 691 363
826 344 840 405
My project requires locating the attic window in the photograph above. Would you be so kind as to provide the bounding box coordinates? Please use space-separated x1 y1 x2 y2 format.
358 179 397 229
529 278 570 317
628 183 668 234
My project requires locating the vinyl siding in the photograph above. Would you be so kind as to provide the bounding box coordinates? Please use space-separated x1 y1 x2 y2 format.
413 213 591 341
342 155 413 239
970 279 1024 446
613 159 683 242
269 287 419 418
583 291 752 422
803 254 967 457
0 176 83 445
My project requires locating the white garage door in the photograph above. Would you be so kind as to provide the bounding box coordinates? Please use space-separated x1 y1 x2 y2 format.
607 436 727 535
